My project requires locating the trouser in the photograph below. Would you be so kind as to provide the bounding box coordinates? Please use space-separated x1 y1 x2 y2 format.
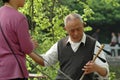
10 78 28 80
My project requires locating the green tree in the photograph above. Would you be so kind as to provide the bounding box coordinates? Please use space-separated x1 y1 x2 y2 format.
83 0 120 43
0 0 3 6
19 0 94 79
20 0 93 53
86 0 120 27
59 0 120 43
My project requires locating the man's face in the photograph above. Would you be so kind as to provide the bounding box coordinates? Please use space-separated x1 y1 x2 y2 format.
65 19 84 42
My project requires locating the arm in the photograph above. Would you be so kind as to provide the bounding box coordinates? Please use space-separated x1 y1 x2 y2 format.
95 64 108 77
17 17 34 54
29 42 58 67
83 61 108 77
82 41 109 77
94 41 109 77
28 52 45 66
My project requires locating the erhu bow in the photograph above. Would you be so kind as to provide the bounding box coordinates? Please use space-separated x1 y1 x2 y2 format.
79 44 105 80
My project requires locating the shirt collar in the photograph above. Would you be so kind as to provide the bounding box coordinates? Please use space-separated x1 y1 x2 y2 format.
67 33 86 45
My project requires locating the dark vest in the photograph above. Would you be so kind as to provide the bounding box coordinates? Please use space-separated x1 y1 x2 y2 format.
56 35 96 80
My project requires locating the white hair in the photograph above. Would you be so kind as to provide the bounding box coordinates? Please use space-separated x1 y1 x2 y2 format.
64 13 83 26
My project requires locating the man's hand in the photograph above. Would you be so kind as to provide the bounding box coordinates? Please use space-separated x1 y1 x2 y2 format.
82 61 98 74
31 37 39 49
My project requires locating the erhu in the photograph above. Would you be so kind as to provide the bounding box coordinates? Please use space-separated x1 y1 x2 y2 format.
79 44 105 80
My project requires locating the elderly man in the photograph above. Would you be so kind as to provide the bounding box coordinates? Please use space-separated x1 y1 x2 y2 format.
29 13 109 80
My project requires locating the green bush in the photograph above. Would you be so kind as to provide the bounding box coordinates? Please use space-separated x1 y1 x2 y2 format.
109 72 116 80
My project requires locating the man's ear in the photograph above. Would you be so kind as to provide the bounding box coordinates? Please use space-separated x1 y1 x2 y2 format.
83 22 87 27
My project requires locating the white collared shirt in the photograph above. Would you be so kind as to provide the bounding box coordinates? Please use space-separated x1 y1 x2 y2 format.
67 33 86 52
41 33 109 78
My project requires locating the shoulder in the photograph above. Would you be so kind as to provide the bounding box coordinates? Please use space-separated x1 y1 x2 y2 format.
57 36 69 49
86 34 96 41
11 11 26 21
1 6 26 21
58 36 69 44
85 34 97 48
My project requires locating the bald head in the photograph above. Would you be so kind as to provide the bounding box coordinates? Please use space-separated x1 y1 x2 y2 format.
64 13 83 26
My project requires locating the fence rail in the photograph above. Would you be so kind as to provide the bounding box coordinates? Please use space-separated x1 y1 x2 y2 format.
104 44 120 57
29 73 47 80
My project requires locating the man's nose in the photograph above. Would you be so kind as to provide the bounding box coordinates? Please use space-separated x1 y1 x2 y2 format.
74 30 78 35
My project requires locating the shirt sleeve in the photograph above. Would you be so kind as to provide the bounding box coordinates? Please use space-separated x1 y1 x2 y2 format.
16 17 34 54
41 42 58 66
94 41 109 79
